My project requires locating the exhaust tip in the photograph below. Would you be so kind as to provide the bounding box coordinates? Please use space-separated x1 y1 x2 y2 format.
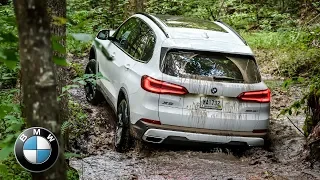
145 136 163 143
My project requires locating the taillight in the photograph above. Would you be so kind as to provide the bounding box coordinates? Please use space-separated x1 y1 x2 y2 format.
141 118 161 125
237 89 271 103
141 75 188 95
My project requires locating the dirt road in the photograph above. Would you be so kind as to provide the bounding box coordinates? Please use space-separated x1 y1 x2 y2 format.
68 57 320 180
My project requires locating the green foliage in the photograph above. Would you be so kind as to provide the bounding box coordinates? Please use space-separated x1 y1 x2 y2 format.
67 167 80 180
67 0 128 56
0 155 31 180
67 100 88 139
0 90 29 179
0 90 24 160
0 3 19 89
264 80 284 91
241 31 309 49
280 76 320 136
0 4 24 170
70 62 85 77
146 0 300 31
0 65 18 89
64 152 82 159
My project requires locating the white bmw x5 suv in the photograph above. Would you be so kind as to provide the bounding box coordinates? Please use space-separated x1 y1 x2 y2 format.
84 13 271 152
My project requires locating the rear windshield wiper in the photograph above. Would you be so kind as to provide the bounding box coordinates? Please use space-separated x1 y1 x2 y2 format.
212 76 244 82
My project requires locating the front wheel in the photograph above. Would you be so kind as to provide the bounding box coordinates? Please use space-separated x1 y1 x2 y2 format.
114 99 133 152
84 59 103 105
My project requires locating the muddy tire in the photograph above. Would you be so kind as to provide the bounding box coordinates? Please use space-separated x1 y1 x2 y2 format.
84 59 104 105
114 98 133 152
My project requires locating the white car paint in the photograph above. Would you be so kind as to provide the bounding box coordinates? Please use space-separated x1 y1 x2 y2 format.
92 13 270 146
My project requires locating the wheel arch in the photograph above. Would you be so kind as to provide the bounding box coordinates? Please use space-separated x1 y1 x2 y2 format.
89 46 96 60
117 87 132 126
117 87 129 111
89 46 100 73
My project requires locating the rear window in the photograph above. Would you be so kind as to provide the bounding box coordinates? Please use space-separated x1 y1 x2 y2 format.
161 51 261 83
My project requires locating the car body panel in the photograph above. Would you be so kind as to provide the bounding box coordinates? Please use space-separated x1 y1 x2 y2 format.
91 13 270 147
159 73 269 131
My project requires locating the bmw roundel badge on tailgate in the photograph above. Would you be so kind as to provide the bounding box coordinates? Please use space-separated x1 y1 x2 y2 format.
14 127 60 173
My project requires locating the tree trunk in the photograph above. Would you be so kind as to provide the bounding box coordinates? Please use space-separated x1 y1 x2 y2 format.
127 0 144 15
135 0 144 12
12 0 66 179
47 0 69 150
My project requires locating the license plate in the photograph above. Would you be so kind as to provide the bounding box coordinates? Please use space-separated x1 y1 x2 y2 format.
200 97 222 110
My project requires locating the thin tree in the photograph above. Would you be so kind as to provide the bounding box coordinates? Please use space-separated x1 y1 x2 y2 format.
127 0 144 16
13 0 66 179
47 0 69 150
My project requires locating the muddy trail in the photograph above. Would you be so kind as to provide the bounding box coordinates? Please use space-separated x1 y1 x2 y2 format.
67 56 320 180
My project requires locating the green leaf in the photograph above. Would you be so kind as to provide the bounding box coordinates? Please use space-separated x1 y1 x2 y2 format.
0 134 15 148
0 145 13 161
282 79 292 89
52 40 66 54
62 84 80 92
53 56 69 66
71 33 93 42
297 77 305 83
77 80 86 85
3 60 17 70
64 152 82 159
0 163 8 175
5 123 23 133
279 109 287 116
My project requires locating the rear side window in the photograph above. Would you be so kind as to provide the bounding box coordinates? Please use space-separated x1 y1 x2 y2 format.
113 17 156 62
161 51 261 83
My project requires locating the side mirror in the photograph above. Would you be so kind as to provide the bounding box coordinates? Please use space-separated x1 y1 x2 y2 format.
97 29 110 40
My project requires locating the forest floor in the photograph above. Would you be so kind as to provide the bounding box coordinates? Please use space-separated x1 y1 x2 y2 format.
67 55 320 180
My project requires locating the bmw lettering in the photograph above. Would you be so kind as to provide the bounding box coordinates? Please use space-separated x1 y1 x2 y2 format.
14 127 60 172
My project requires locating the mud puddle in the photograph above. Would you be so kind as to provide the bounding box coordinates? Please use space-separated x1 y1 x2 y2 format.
67 57 320 180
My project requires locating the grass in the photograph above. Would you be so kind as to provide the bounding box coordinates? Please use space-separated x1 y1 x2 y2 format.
240 28 320 78
264 80 284 91
241 30 310 49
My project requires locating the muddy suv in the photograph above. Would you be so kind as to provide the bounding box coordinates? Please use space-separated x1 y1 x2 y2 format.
84 13 271 152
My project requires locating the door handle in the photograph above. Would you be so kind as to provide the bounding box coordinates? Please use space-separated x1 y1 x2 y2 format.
110 52 115 59
124 64 130 70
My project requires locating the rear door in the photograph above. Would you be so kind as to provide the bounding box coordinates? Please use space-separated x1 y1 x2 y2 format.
97 18 140 106
159 50 269 132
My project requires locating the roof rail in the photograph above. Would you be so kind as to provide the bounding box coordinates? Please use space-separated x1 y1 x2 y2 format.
136 12 170 38
216 20 248 46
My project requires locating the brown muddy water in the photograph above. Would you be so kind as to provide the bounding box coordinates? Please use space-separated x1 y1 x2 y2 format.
67 57 320 180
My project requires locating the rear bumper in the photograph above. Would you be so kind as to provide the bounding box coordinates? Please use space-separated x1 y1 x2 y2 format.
132 120 267 147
